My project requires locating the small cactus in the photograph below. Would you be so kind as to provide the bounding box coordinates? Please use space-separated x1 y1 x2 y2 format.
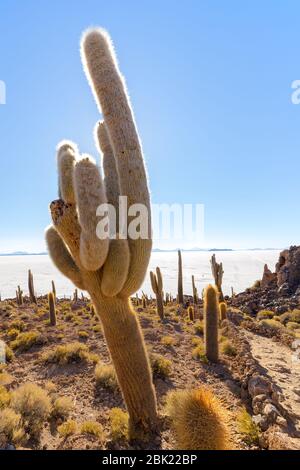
210 254 224 301
178 250 184 304
188 306 194 322
204 284 219 363
51 280 56 298
192 275 198 304
219 302 227 322
16 286 23 306
48 292 57 326
150 267 164 321
28 270 37 304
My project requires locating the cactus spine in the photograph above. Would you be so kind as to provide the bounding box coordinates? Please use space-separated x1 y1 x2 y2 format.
45 28 157 439
178 250 184 304
204 284 219 363
219 302 227 322
150 267 164 321
210 254 224 301
28 269 37 304
48 292 57 326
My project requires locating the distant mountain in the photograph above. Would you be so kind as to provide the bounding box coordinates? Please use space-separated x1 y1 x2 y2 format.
0 251 47 257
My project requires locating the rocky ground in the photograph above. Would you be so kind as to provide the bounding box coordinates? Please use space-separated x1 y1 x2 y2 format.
0 246 300 450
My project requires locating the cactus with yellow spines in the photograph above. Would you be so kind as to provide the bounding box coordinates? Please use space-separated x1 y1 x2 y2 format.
28 269 37 304
219 302 227 322
204 284 219 363
188 306 194 322
150 267 164 321
178 250 184 304
48 292 57 326
45 28 157 439
210 254 224 301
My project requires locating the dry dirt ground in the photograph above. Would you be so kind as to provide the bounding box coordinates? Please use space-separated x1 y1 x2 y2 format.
245 330 300 433
0 297 252 450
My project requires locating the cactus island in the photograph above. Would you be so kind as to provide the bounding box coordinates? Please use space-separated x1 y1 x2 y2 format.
0 26 300 452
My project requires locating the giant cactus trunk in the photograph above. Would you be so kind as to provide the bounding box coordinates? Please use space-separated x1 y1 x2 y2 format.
46 28 157 439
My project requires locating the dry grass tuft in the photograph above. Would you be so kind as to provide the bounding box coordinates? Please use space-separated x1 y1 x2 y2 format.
80 421 104 440
52 396 73 420
150 353 172 379
165 387 231 450
95 363 118 390
0 408 25 446
42 342 98 365
237 408 260 445
10 331 42 352
10 383 51 438
109 407 129 441
58 419 78 438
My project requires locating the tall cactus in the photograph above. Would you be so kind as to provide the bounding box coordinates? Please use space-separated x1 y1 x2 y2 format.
48 292 57 326
210 254 224 301
204 284 219 363
191 275 198 304
45 28 157 439
150 267 164 321
178 250 184 304
51 280 56 299
28 269 37 304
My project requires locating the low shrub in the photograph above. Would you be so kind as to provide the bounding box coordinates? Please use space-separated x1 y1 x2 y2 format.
52 396 73 420
42 342 98 365
109 408 129 441
150 353 172 379
95 363 118 390
10 331 42 352
58 419 77 438
237 408 260 445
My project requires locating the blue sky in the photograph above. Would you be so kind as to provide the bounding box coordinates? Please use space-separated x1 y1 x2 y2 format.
0 0 300 251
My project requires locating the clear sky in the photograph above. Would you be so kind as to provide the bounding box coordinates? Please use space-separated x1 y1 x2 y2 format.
0 0 300 252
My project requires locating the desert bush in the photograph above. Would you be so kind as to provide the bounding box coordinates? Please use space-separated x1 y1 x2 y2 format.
92 324 102 333
237 408 260 445
78 330 89 339
11 383 51 438
150 353 172 379
10 320 25 332
10 331 42 352
165 388 230 449
194 321 204 335
0 408 25 446
52 396 73 420
95 363 118 390
161 336 175 347
42 342 97 365
220 340 237 357
7 328 20 340
0 372 13 386
80 421 104 439
286 321 300 331
260 319 284 331
279 309 300 325
0 385 11 408
58 419 77 438
257 310 274 320
5 345 14 362
109 407 129 441
192 343 208 363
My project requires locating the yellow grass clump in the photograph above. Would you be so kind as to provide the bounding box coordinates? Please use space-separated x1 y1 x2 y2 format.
165 387 231 450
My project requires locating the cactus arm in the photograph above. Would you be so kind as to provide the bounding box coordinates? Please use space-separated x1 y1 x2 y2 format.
156 267 163 293
81 29 152 296
50 200 82 267
101 237 130 297
57 141 78 204
73 155 109 271
150 271 158 294
45 226 85 290
95 121 131 296
96 121 120 213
